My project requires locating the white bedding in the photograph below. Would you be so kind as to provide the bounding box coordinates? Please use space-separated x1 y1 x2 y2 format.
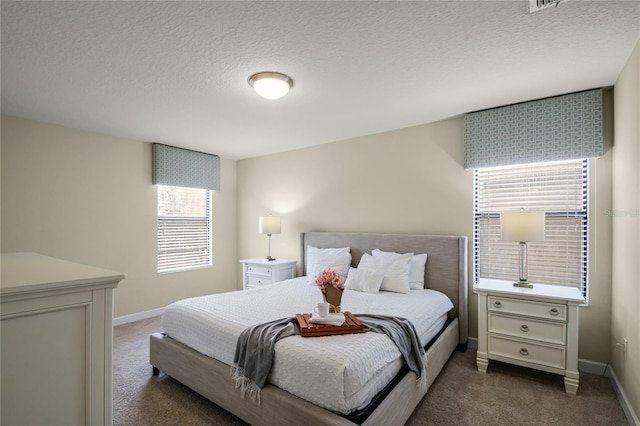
161 277 453 414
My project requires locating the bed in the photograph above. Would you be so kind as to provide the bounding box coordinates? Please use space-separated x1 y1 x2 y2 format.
150 231 468 425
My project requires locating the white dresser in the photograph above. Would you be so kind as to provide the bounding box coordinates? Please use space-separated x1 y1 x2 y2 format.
240 258 297 290
475 279 584 394
1 252 125 425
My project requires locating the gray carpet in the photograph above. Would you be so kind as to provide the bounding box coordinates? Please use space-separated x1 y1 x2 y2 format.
114 316 629 425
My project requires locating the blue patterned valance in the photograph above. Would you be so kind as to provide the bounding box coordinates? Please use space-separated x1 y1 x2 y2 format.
464 89 604 169
152 144 220 190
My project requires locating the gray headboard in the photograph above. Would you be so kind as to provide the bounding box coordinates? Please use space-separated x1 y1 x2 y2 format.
300 232 468 345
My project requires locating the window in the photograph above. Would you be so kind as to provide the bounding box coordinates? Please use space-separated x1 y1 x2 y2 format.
157 184 212 273
474 159 588 299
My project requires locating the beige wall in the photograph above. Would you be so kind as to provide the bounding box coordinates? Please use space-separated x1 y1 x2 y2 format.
0 116 238 317
611 40 640 418
585 153 614 362
0 86 621 364
236 117 613 360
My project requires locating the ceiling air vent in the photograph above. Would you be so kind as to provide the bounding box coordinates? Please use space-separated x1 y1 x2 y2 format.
529 0 568 13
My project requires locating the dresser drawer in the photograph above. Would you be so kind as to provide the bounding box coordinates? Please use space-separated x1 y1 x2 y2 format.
489 313 566 345
488 296 566 321
246 265 272 277
489 335 565 369
247 275 272 288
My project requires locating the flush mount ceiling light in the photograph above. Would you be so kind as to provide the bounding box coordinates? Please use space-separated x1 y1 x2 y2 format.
248 71 294 100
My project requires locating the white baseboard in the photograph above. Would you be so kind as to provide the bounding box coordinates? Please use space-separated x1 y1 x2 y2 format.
467 337 478 350
113 307 164 326
578 358 608 375
607 366 640 426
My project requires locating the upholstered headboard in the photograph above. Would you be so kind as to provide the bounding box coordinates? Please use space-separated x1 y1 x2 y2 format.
300 232 468 345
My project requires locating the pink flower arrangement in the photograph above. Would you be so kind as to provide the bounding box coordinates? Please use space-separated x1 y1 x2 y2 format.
314 268 344 294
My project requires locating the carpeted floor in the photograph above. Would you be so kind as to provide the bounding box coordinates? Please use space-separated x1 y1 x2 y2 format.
114 316 629 426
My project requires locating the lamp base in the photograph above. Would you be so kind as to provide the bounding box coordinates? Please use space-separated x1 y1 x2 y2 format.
265 234 276 261
513 281 533 288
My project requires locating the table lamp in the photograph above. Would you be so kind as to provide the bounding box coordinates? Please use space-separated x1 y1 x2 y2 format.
501 211 545 288
258 215 281 261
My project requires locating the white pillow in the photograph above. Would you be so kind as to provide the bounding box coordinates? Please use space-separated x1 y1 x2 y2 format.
358 252 412 294
306 246 351 284
372 249 428 290
344 267 384 293
409 254 428 289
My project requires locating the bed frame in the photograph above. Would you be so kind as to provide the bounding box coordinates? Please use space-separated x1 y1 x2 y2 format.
150 232 468 426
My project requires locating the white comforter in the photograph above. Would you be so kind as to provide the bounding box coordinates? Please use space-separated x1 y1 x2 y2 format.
161 277 453 414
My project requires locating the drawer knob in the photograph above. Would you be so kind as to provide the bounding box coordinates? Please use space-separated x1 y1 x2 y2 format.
549 308 559 316
266 269 271 274
520 348 529 356
520 325 529 332
248 267 253 272
493 301 502 308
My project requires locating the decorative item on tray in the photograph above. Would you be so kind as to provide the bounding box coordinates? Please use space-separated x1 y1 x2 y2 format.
314 268 344 312
309 312 345 326
296 311 364 337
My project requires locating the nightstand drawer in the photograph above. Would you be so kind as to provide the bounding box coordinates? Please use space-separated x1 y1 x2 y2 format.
488 296 566 321
247 275 272 288
246 265 272 277
489 313 566 345
489 335 565 370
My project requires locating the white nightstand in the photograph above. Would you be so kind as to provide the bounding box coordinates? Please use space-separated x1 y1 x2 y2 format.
474 278 584 394
240 258 297 290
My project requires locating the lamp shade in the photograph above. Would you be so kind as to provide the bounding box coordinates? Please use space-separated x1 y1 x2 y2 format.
258 216 281 235
501 212 545 242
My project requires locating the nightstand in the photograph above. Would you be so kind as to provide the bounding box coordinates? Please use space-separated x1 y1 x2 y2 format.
475 278 584 394
240 258 297 290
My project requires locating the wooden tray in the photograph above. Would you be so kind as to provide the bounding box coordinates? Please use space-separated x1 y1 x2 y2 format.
296 311 364 337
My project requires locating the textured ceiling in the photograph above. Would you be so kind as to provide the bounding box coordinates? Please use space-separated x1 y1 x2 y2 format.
2 1 639 160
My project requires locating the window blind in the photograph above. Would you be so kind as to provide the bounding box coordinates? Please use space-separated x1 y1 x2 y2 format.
474 159 588 298
157 185 212 273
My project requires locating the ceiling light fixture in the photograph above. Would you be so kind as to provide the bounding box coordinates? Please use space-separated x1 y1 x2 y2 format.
248 71 293 100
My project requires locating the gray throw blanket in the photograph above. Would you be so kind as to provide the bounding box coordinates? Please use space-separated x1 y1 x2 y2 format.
356 314 426 381
231 314 426 403
231 317 297 402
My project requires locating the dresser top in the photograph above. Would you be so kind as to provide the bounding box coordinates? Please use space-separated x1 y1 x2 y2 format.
474 278 584 303
1 252 126 296
240 258 297 266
